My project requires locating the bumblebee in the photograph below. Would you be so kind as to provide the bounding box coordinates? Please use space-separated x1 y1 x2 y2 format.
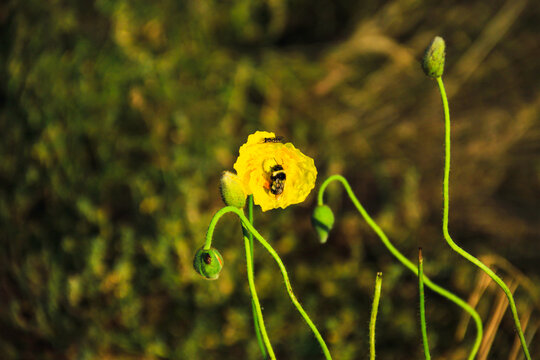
263 136 284 143
269 164 286 196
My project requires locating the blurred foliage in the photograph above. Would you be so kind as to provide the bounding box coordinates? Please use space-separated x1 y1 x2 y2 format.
1 0 539 359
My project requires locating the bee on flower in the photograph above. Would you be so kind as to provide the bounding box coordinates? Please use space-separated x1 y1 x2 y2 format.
230 131 317 212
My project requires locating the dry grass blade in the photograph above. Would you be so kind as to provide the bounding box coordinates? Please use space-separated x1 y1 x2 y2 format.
477 280 518 360
445 0 529 98
456 271 492 341
480 254 540 311
508 306 533 360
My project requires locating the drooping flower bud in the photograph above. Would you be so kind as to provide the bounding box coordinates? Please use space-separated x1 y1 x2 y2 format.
422 36 446 79
220 171 246 208
311 205 335 244
193 247 224 280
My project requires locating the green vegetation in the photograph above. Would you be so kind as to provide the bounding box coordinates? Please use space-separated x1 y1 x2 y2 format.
369 272 383 360
1 1 539 359
418 249 431 360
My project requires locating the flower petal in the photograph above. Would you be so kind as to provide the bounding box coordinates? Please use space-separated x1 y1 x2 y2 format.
233 131 317 211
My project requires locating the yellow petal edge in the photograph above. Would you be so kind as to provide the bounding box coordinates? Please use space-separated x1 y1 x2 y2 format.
233 131 317 212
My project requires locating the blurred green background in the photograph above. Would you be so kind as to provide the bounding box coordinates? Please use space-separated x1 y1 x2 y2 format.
1 0 539 359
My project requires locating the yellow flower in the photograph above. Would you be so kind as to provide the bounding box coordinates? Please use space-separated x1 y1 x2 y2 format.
233 131 317 212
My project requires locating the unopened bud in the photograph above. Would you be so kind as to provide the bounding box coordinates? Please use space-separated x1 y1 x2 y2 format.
193 247 224 280
220 171 246 208
422 36 446 78
311 205 335 244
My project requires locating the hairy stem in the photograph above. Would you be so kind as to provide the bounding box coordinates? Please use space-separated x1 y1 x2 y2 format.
244 233 276 359
370 272 383 360
318 175 482 360
242 195 268 359
436 76 530 360
206 206 332 360
418 248 431 360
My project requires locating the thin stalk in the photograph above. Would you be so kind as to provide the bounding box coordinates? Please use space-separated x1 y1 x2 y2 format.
206 206 332 360
242 195 267 359
248 195 254 257
317 175 482 360
436 76 530 360
370 272 383 360
244 233 276 359
419 248 431 360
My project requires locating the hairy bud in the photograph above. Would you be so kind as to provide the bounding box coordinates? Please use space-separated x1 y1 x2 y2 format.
220 171 246 208
422 36 446 78
193 247 224 280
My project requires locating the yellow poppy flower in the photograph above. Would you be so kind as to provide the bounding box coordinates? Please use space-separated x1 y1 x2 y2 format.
233 131 317 212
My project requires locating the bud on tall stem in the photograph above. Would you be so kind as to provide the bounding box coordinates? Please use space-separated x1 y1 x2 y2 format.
422 36 446 78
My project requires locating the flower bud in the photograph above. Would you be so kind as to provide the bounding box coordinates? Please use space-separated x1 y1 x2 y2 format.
193 247 224 280
311 205 335 244
422 36 446 79
219 171 246 208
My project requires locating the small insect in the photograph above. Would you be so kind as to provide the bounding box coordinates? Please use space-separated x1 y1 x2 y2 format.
263 136 284 143
203 253 212 265
269 164 286 196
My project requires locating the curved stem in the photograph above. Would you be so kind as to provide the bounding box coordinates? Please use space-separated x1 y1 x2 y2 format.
243 196 268 359
418 248 431 360
318 175 482 360
370 272 383 360
206 206 332 360
436 77 530 360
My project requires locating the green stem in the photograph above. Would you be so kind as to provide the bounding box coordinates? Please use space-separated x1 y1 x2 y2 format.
418 248 431 360
244 233 276 359
242 196 268 359
248 195 254 257
206 206 332 360
436 76 530 360
370 272 383 360
317 175 482 360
